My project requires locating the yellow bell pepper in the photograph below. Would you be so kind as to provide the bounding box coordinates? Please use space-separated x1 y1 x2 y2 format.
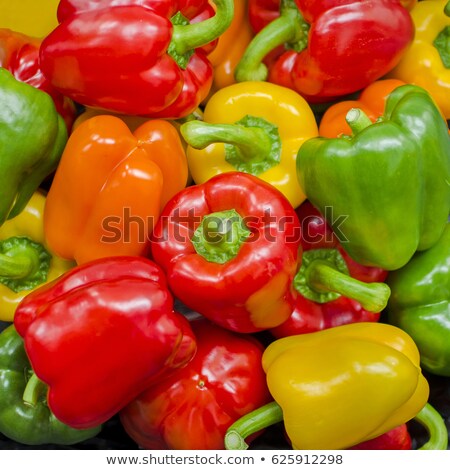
180 81 318 208
0 0 59 37
0 191 74 322
207 0 254 93
388 0 450 119
225 323 433 450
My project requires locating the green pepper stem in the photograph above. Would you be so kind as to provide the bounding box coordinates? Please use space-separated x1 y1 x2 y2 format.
0 252 35 279
306 260 391 312
183 115 282 176
294 249 390 312
225 402 283 450
171 0 234 55
181 121 271 162
445 1 450 16
0 237 52 293
235 0 309 82
191 209 251 264
415 403 449 450
346 108 373 135
23 373 47 407
433 24 450 69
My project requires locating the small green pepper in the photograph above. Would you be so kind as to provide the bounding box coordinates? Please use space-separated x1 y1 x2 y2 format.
0 325 100 445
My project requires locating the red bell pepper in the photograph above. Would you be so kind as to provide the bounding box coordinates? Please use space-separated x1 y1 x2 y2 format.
248 0 280 32
237 0 414 102
349 424 412 450
0 29 76 131
151 172 301 333
120 318 272 449
14 257 196 429
271 202 389 338
39 0 234 119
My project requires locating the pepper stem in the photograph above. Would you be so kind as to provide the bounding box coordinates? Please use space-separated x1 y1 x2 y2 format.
180 115 281 175
445 1 450 16
181 121 269 156
433 24 450 69
0 253 34 279
191 209 251 264
171 0 234 56
0 237 51 293
294 249 390 312
23 373 47 407
225 402 283 450
235 0 309 82
346 108 373 135
415 403 449 450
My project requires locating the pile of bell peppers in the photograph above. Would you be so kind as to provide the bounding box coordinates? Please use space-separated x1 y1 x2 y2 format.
0 0 449 452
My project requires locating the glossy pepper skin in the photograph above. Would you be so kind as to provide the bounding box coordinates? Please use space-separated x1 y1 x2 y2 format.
0 68 67 227
349 424 411 450
14 257 196 429
236 0 414 102
44 116 188 265
0 192 74 322
207 0 253 92
180 81 318 208
387 224 450 377
389 0 450 119
297 85 450 271
0 325 100 445
248 0 280 32
226 323 430 450
271 202 388 338
151 172 301 333
248 0 417 32
121 319 272 449
39 0 234 119
0 29 76 131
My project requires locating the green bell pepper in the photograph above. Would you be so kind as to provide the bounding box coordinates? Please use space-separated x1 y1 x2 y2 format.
387 224 450 377
0 325 101 445
297 84 450 270
0 68 67 226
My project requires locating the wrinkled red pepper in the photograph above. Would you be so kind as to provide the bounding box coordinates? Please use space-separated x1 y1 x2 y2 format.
151 172 301 333
0 29 76 130
121 318 272 449
271 202 389 338
39 0 234 118
238 0 414 102
14 257 196 429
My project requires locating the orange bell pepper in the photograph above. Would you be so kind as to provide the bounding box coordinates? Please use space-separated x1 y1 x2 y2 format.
44 116 188 265
319 79 406 138
207 0 253 92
